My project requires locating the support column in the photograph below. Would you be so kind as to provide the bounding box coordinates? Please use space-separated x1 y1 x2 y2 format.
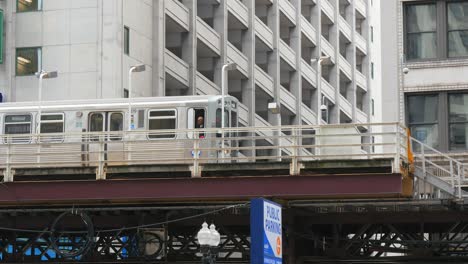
330 0 341 124
268 0 281 158
213 1 227 92
291 0 302 126
314 0 323 125
350 0 357 122
152 0 165 96
242 0 257 158
182 0 197 95
268 0 281 127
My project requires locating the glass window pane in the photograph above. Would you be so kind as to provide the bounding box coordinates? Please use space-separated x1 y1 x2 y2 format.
124 26 130 55
109 113 123 141
16 48 40 76
411 124 439 149
5 124 31 134
216 109 229 128
407 33 437 60
17 0 40 12
149 110 175 117
40 122 63 133
448 2 468 31
449 93 468 122
5 115 31 123
408 95 438 124
89 113 103 132
448 31 468 57
148 119 176 139
450 123 468 150
109 113 123 132
406 4 436 33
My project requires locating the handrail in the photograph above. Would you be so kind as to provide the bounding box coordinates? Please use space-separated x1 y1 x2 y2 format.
0 123 408 181
410 136 465 199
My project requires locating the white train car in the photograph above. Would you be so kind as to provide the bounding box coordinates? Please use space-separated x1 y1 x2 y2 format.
0 95 240 167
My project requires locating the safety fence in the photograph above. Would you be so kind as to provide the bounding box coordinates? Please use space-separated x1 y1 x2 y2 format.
0 123 408 181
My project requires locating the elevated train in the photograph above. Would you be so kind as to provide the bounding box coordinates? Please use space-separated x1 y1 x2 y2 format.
0 95 240 166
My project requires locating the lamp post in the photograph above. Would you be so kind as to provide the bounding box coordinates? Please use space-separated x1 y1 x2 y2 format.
197 222 221 264
311 56 330 124
127 64 146 131
35 70 58 134
220 62 237 160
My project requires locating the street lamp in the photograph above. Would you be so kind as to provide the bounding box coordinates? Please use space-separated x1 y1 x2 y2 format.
220 62 237 160
127 64 146 130
311 56 330 124
35 70 58 134
197 222 221 264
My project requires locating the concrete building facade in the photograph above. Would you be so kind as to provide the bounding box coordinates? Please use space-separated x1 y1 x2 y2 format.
381 0 468 156
0 0 378 129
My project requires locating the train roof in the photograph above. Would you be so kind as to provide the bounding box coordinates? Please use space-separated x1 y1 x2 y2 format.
0 95 236 112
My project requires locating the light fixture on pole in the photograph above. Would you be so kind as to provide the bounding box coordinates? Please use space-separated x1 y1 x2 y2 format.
127 64 146 131
35 70 58 134
320 96 329 124
197 222 221 264
220 62 237 161
311 56 330 124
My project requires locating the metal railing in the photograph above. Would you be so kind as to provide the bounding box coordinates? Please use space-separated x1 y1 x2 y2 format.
410 137 466 199
0 123 408 182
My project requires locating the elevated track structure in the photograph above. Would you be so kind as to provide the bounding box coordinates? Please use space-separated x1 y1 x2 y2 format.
0 123 465 263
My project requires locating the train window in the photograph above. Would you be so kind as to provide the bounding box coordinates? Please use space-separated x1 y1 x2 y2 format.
231 111 238 138
4 114 32 143
40 114 64 133
89 113 104 132
137 110 145 128
231 111 238 128
188 108 206 139
215 109 229 128
216 109 229 138
89 113 104 142
109 113 123 141
148 109 176 139
39 113 64 142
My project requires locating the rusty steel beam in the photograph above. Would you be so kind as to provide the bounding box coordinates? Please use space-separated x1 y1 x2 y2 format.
0 173 402 205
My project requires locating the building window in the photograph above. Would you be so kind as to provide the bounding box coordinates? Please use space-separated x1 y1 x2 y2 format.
404 1 468 61
407 94 439 149
16 47 41 76
17 0 41 12
447 2 468 58
405 3 437 60
449 93 468 150
407 91 468 152
124 26 130 55
148 109 176 139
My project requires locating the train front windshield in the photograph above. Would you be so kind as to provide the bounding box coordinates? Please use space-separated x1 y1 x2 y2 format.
216 101 238 137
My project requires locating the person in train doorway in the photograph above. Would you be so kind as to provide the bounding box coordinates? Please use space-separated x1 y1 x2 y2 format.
196 115 205 139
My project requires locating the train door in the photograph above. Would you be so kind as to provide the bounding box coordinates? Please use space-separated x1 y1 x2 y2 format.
187 108 209 161
88 112 124 166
